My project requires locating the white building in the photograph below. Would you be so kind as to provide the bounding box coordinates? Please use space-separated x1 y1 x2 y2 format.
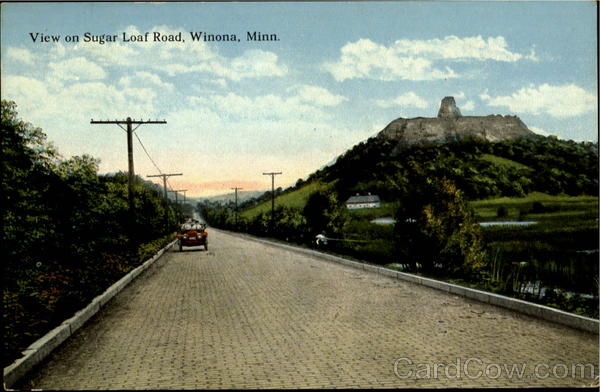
345 194 381 209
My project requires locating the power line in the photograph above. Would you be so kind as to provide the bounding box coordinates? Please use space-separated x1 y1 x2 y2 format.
147 173 183 201
147 173 183 231
90 117 166 216
168 189 188 205
134 131 162 176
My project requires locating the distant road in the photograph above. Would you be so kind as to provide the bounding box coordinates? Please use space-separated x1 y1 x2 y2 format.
18 229 599 389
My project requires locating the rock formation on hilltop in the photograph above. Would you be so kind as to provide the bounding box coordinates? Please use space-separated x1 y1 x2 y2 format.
437 96 463 119
377 96 533 145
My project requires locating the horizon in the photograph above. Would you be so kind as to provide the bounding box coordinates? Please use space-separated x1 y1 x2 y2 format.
1 2 597 198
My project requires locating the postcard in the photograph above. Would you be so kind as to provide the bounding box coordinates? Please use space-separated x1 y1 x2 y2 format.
2 2 598 390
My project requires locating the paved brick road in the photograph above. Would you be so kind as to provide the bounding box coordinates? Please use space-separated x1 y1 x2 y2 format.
17 229 599 389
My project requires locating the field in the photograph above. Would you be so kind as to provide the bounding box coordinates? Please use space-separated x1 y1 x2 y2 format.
471 192 598 222
239 181 328 220
479 153 531 171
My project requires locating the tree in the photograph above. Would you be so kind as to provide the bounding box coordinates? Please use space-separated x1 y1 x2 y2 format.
303 190 346 238
2 100 178 367
393 177 486 276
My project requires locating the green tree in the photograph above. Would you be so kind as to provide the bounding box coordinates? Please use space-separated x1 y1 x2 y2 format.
303 190 346 238
2 100 177 366
394 177 486 275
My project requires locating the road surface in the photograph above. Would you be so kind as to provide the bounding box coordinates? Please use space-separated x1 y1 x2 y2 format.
17 229 599 389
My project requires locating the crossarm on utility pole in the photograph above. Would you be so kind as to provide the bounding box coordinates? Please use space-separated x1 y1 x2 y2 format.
90 117 167 239
147 173 183 231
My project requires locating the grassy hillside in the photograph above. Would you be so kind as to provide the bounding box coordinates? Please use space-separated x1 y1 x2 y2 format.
479 153 531 171
203 190 266 204
239 181 329 220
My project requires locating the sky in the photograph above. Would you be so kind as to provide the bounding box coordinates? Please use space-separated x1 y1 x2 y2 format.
1 1 597 198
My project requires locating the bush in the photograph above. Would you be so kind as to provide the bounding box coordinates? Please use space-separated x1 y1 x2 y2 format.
1 101 178 367
393 177 486 276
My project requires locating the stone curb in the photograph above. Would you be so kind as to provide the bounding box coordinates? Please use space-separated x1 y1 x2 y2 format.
3 239 178 389
220 229 599 334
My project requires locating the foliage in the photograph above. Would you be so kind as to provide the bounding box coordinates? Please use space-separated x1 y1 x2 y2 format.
2 101 177 367
239 181 326 220
393 177 486 276
303 190 346 238
310 134 597 200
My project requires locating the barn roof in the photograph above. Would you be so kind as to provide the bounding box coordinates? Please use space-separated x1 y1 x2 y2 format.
345 194 380 204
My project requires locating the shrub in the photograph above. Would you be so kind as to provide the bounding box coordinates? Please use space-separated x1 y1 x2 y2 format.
394 177 486 276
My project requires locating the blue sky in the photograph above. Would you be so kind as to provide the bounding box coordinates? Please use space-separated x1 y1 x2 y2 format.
1 2 597 197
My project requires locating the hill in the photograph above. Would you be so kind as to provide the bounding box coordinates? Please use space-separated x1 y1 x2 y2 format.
239 181 329 220
200 190 266 205
233 132 597 224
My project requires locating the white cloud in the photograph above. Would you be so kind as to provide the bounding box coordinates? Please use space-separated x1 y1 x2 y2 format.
49 57 106 81
293 85 348 106
453 92 466 100
119 71 174 91
376 91 429 109
393 35 525 62
480 84 597 117
324 39 456 82
6 47 34 65
529 126 551 136
228 50 288 81
150 48 288 81
2 74 158 132
325 35 531 82
525 48 539 62
189 91 327 122
462 100 475 111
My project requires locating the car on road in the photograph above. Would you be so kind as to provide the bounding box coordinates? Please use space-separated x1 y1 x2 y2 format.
177 219 208 251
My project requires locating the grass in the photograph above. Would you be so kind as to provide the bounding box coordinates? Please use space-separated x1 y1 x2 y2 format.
239 181 329 220
470 192 598 223
479 153 532 170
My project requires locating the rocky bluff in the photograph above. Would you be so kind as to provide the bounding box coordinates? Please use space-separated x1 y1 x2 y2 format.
376 97 533 145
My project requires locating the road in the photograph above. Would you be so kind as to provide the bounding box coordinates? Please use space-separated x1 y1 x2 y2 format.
17 228 599 389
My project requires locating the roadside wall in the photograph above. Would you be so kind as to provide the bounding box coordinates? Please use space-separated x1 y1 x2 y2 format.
3 239 178 389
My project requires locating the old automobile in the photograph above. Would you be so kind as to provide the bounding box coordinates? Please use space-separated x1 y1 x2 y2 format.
177 219 208 251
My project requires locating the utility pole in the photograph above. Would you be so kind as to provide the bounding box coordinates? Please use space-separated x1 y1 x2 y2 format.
181 190 188 219
168 189 187 222
230 187 243 226
90 118 166 216
262 172 282 231
168 189 187 205
147 173 182 230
